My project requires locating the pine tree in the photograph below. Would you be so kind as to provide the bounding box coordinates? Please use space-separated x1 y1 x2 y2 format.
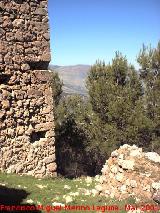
137 41 160 152
49 71 63 106
86 52 149 152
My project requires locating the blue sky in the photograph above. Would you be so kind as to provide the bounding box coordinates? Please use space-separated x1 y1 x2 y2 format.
48 0 160 67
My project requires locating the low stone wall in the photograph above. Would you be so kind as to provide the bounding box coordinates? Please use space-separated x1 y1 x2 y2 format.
0 0 56 178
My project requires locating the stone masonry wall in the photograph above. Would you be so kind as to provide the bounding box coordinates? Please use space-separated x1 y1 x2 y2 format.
0 0 57 178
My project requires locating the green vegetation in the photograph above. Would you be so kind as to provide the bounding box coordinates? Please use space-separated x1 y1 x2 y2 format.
0 172 136 213
54 41 160 177
137 42 160 151
49 71 63 106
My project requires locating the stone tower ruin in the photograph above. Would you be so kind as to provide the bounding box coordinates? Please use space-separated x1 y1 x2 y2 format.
0 0 57 178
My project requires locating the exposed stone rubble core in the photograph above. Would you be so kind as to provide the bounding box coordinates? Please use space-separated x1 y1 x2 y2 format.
0 0 56 178
95 144 160 203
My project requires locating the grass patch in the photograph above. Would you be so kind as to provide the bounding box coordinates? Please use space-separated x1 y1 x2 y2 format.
0 172 137 212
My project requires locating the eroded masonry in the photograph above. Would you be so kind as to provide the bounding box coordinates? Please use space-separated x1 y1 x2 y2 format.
0 0 57 177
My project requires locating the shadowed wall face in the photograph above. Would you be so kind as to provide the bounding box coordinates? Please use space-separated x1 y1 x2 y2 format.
0 0 56 178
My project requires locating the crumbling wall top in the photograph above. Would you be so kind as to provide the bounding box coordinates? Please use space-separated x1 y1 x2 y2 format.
0 0 51 74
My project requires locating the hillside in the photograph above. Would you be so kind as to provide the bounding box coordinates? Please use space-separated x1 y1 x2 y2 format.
49 65 91 95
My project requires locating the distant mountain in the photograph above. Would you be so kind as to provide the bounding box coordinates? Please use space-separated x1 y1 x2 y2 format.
49 64 91 95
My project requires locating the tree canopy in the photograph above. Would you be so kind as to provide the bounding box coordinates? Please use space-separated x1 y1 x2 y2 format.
53 41 160 177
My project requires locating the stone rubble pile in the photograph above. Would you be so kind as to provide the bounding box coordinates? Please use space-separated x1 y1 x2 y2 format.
95 144 160 203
